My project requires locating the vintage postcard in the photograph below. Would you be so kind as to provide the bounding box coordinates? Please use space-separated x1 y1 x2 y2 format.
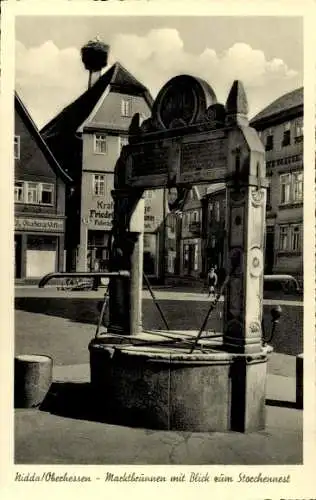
0 0 315 499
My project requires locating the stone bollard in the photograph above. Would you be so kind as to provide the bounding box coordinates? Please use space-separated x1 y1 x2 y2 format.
296 353 303 410
15 354 53 408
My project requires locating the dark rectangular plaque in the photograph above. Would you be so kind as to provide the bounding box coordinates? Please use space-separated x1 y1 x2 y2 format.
178 134 228 184
126 141 178 188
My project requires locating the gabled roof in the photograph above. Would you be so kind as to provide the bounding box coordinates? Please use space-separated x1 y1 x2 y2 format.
15 91 72 184
41 61 153 140
250 87 303 127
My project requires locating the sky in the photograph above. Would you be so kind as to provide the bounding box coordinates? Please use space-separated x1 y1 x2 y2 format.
15 16 303 129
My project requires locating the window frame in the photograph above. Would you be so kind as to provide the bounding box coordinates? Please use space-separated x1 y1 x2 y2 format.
39 183 54 206
279 223 302 252
94 133 107 155
121 99 132 118
14 181 55 205
14 181 24 203
265 129 274 151
280 173 291 205
291 224 301 251
92 174 106 197
279 171 303 205
282 129 291 147
14 135 20 160
279 225 289 251
292 171 303 203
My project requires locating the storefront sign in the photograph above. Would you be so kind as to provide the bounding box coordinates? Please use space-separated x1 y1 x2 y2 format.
88 199 114 229
84 198 163 232
15 217 64 233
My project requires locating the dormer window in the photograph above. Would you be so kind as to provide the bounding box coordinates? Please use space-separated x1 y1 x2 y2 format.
94 133 107 154
121 99 131 117
265 129 274 151
282 122 291 147
14 135 20 159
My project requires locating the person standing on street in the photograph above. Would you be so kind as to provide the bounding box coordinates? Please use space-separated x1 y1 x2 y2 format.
207 266 218 299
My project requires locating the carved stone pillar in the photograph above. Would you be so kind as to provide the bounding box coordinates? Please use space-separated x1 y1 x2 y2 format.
223 127 267 354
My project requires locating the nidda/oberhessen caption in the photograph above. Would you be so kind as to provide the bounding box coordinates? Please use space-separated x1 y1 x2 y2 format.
15 471 291 484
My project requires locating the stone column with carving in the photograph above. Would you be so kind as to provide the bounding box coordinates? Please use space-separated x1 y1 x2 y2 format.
223 81 268 431
223 81 267 355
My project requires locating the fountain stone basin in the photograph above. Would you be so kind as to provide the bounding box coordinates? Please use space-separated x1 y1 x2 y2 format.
89 330 271 432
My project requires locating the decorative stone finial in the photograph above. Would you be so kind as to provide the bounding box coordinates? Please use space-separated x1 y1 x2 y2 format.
225 80 249 126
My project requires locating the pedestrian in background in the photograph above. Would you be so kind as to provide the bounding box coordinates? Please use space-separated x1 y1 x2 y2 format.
207 266 218 299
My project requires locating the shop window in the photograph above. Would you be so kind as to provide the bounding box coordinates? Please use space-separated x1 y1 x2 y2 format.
14 136 20 159
94 133 107 154
265 130 274 151
282 122 291 147
280 171 303 205
121 99 131 117
93 174 105 196
14 181 24 203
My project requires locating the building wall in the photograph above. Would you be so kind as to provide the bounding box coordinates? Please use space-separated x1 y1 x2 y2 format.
202 189 226 276
90 91 150 130
180 189 203 277
77 126 165 274
256 113 303 279
14 107 66 279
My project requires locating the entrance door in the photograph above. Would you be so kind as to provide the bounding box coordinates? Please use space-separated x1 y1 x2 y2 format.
15 235 22 278
265 227 275 274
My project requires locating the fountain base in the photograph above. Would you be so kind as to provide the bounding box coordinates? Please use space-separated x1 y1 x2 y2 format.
89 331 271 433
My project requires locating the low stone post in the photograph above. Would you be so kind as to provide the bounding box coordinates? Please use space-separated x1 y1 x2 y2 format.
14 354 53 408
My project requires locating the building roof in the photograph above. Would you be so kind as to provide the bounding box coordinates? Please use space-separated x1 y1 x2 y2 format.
250 87 303 128
41 61 153 140
15 91 72 184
